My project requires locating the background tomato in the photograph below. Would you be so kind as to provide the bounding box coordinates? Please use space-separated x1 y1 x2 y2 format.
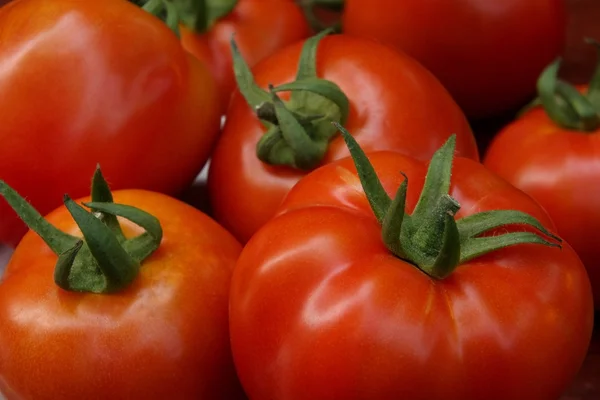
0 188 245 399
0 0 222 247
341 0 566 119
484 89 600 309
209 34 478 243
230 139 593 400
179 0 311 111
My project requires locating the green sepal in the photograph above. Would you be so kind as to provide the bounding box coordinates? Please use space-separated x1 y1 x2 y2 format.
381 173 407 256
520 38 600 132
230 28 349 170
140 0 238 37
334 122 562 279
63 195 141 293
0 168 164 294
0 181 79 254
230 35 270 110
332 121 390 222
83 202 163 263
90 166 125 241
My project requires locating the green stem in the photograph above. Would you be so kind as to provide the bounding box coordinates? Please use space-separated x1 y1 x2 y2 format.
525 39 600 131
141 0 165 14
231 29 349 170
0 167 163 294
140 0 238 36
332 122 562 279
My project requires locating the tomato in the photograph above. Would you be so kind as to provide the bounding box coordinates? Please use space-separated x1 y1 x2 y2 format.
209 32 478 243
0 170 245 399
0 0 222 247
342 0 566 119
484 57 600 309
174 0 311 110
229 128 594 400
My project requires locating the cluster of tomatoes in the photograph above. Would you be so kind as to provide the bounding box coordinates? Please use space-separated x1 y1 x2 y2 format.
0 0 597 399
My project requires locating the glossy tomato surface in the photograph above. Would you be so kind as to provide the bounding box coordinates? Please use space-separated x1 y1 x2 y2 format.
181 0 310 110
0 0 221 247
342 0 566 118
485 106 600 309
0 190 245 399
208 34 478 243
230 152 594 400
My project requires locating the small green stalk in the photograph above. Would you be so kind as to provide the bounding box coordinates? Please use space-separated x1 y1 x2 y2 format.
333 122 562 279
138 0 238 37
521 39 600 131
0 167 163 294
232 29 350 170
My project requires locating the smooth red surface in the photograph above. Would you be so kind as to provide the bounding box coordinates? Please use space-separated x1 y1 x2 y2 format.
0 0 222 247
230 151 594 400
484 105 600 309
0 190 245 399
180 0 311 111
342 0 566 118
209 34 478 243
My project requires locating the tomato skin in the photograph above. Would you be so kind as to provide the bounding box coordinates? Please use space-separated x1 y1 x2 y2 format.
484 106 600 309
180 0 311 110
208 34 478 243
0 190 245 400
229 153 594 400
342 0 566 118
0 0 222 247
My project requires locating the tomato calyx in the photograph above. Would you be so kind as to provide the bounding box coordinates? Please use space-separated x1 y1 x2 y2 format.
523 39 600 132
232 29 349 170
0 167 163 294
334 122 563 279
140 0 238 36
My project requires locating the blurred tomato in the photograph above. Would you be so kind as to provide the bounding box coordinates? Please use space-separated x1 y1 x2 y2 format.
0 0 221 247
342 0 566 119
209 33 478 243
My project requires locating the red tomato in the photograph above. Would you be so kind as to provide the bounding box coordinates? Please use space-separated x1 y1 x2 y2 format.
0 0 222 247
209 34 478 243
180 0 311 110
342 0 566 118
229 133 593 399
0 185 245 399
485 75 600 308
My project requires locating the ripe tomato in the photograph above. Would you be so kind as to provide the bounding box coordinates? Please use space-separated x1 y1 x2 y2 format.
0 0 222 247
484 57 600 309
209 33 478 243
0 173 245 399
177 0 311 110
229 129 594 400
342 0 566 118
